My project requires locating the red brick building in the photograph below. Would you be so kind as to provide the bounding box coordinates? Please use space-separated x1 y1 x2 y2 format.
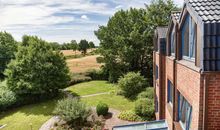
153 0 220 130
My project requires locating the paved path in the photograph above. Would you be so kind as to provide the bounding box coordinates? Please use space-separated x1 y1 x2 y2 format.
39 116 60 130
81 92 109 98
104 108 142 129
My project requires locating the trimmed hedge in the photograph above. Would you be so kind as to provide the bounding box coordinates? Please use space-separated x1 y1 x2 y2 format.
96 102 109 116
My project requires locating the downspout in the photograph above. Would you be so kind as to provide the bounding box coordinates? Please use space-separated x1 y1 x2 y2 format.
202 72 208 130
172 24 178 130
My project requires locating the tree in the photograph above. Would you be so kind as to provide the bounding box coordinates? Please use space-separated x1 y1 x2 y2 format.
78 40 89 55
50 42 60 50
5 35 70 97
0 32 17 79
70 40 78 55
89 41 95 48
95 0 177 83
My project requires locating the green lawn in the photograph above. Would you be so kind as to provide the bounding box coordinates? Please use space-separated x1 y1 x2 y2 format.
67 80 135 111
67 80 116 96
82 93 135 111
0 100 57 130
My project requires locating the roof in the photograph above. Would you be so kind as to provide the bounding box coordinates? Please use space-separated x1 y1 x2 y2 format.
156 27 168 39
171 11 181 21
187 0 220 23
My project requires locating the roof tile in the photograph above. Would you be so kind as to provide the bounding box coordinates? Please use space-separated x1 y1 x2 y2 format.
188 0 220 23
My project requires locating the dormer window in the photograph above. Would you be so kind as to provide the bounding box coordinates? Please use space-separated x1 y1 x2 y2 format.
181 15 197 61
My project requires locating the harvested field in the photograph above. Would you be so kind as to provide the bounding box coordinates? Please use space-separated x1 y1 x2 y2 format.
61 49 96 56
66 55 102 73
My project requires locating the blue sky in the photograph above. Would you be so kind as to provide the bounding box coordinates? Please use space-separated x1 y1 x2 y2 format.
0 0 183 45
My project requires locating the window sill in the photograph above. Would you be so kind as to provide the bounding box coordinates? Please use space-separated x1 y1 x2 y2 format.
174 122 183 130
167 55 175 60
166 102 173 117
177 60 201 72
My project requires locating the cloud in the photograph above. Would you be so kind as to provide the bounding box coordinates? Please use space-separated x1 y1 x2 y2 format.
81 15 89 20
0 0 184 45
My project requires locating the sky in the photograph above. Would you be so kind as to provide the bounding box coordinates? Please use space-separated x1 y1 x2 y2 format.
0 0 183 45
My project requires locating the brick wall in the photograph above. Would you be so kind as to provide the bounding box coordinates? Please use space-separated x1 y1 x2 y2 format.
165 57 175 129
206 74 220 129
176 61 202 130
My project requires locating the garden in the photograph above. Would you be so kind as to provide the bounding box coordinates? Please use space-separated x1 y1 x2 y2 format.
0 0 176 129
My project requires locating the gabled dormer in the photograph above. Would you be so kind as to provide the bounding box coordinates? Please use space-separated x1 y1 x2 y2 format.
167 11 181 58
154 27 168 55
178 0 220 71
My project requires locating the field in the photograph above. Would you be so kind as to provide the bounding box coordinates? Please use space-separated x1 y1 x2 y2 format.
66 55 102 73
61 49 96 56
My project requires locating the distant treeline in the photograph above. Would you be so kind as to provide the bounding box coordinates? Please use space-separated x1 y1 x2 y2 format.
50 40 96 50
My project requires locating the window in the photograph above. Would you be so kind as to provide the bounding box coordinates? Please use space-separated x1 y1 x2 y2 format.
181 15 197 60
156 65 159 80
155 96 158 112
170 27 175 55
178 93 192 130
167 80 173 104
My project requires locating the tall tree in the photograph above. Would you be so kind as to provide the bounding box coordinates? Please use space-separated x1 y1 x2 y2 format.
0 32 17 79
78 40 89 55
89 41 95 48
95 0 177 83
70 40 78 55
5 35 70 97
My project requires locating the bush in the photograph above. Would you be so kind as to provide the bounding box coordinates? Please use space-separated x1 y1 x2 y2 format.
87 68 108 81
69 73 91 85
96 56 104 63
134 98 155 121
53 98 91 126
96 102 109 116
118 72 148 99
137 87 154 99
118 110 142 121
0 88 16 110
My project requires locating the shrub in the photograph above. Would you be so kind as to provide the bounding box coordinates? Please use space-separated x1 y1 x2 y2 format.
134 98 155 121
53 98 91 126
137 87 154 99
96 102 109 116
69 73 91 85
0 88 16 110
87 68 108 80
118 110 142 121
5 36 70 98
96 56 104 63
118 72 148 99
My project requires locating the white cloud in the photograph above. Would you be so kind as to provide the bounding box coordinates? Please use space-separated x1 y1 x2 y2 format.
81 15 89 20
0 0 184 45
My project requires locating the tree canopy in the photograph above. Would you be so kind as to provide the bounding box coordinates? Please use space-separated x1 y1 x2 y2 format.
0 32 17 79
89 41 95 48
78 39 89 55
5 36 70 96
95 0 177 83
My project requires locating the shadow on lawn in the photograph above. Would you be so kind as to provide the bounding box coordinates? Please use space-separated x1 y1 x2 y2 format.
0 99 57 119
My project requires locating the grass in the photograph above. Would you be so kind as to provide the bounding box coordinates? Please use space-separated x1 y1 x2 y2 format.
67 80 135 111
82 93 135 111
66 55 102 73
0 100 57 130
67 80 115 96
